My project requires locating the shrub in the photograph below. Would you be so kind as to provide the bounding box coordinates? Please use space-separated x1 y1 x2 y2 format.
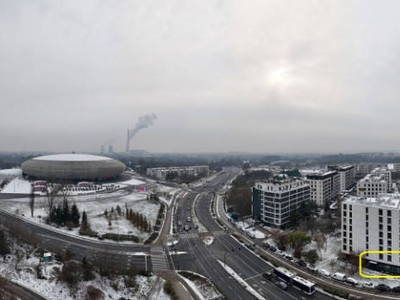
85 285 104 300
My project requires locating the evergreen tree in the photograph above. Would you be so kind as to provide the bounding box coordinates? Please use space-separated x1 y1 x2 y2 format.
82 257 95 281
62 198 70 225
0 229 10 258
70 204 80 227
116 205 121 216
79 211 91 234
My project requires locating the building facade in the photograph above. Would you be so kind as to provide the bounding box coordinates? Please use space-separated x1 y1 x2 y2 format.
306 171 340 206
328 165 355 192
357 167 392 197
146 166 209 180
252 179 310 228
342 194 400 273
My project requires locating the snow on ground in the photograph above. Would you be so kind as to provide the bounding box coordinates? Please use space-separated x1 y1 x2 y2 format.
303 235 341 271
203 236 214 246
0 168 22 178
178 271 221 300
235 221 265 239
0 190 160 243
217 260 264 300
0 253 161 300
1 177 32 194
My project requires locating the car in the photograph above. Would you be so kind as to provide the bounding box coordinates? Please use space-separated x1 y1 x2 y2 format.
392 286 400 293
284 254 293 261
262 271 273 280
187 207 191 211
297 260 307 267
178 221 182 227
362 282 374 289
318 269 330 277
186 217 191 222
269 246 277 252
375 284 391 292
331 272 346 282
274 280 288 290
345 277 358 286
184 225 190 231
263 242 271 249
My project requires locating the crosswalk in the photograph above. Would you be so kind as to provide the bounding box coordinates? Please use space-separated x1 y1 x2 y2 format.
151 254 170 271
212 230 226 236
179 232 200 239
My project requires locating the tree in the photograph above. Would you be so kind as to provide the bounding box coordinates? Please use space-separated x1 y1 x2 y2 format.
45 184 60 222
82 257 95 281
70 204 80 227
304 249 319 264
116 205 121 216
61 198 70 225
29 184 35 217
289 231 312 250
80 211 91 235
0 230 10 258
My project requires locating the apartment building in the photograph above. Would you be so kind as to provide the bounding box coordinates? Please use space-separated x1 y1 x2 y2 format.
252 179 310 228
146 165 209 180
357 167 392 197
306 171 340 206
342 194 400 274
355 164 383 175
328 165 355 192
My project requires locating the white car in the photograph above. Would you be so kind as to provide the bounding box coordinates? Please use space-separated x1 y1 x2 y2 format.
318 269 330 277
346 277 358 286
331 272 346 281
307 264 317 272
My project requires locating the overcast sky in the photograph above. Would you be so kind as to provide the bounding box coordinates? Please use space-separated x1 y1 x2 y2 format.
1 0 400 153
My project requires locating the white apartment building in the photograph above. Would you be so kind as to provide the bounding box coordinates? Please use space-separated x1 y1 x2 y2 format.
306 171 340 206
392 163 400 173
357 167 392 197
328 165 355 192
342 194 400 272
252 179 310 228
146 166 209 180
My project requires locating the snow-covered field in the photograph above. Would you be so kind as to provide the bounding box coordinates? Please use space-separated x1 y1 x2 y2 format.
0 190 161 243
1 177 31 194
0 253 163 300
178 271 221 300
235 221 266 239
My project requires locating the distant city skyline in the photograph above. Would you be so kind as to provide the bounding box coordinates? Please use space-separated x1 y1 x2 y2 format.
1 1 400 153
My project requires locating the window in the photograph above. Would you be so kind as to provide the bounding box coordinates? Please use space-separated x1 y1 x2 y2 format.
379 216 383 223
366 222 369 228
343 238 347 244
366 215 369 221
343 211 347 217
343 204 347 210
349 219 352 225
343 245 347 251
388 210 392 217
379 254 383 260
365 207 369 213
388 233 392 239
366 236 369 242
379 224 383 230
379 209 383 216
349 205 352 211
343 225 347 230
366 229 369 235
379 232 383 238
388 218 392 224
349 232 352 238
343 231 347 237
388 225 392 232
388 255 392 262
379 239 383 245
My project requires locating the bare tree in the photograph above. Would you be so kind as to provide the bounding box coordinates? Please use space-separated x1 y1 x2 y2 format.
44 183 61 219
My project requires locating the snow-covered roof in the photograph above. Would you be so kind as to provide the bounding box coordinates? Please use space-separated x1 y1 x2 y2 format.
122 178 146 186
33 154 112 162
0 168 22 176
345 194 400 209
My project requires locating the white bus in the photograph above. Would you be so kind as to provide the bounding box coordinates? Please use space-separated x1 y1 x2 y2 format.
292 276 316 295
274 267 296 283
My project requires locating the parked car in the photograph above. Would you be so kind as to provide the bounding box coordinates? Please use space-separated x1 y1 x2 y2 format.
284 254 293 261
178 221 182 227
318 269 330 277
262 271 273 280
274 280 288 290
184 225 190 231
297 260 307 268
392 286 400 293
264 242 271 249
331 272 346 282
307 264 317 272
345 277 358 286
269 246 277 252
187 217 191 222
375 284 391 292
362 282 374 289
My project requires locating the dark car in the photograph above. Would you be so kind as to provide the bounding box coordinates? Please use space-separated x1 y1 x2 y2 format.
269 246 277 252
392 286 400 293
297 260 307 267
262 271 273 280
375 284 391 292
264 242 271 249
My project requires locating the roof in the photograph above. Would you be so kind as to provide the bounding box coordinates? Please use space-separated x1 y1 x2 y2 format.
344 194 400 209
33 154 112 162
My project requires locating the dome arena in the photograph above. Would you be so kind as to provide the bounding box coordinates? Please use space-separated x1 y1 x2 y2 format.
21 154 126 181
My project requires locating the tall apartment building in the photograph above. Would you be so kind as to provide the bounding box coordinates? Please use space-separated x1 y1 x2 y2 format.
306 171 340 206
342 194 400 274
328 165 355 192
355 164 383 175
357 167 392 197
252 179 310 228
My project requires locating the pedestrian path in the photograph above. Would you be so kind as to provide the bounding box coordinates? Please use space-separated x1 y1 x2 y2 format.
179 232 200 239
151 254 170 271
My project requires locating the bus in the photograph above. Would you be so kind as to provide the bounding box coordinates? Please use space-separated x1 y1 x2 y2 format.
292 276 316 295
274 267 296 283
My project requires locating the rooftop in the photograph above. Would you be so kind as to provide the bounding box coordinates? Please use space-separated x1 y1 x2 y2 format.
344 194 400 209
32 154 112 162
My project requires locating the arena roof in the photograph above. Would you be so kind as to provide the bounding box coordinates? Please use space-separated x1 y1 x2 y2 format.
33 153 112 162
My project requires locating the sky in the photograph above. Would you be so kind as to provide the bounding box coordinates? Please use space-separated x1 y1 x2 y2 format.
1 0 400 153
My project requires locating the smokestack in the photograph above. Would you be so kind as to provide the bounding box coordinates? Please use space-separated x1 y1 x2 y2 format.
126 128 130 152
126 113 157 153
